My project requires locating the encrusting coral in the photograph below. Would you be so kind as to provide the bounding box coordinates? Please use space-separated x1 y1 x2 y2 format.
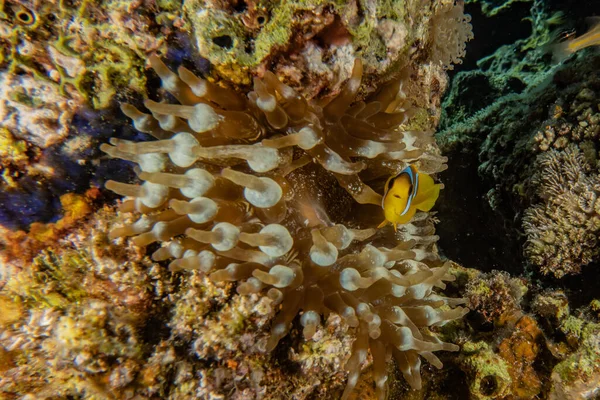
532 292 600 400
449 265 554 400
101 54 468 398
459 341 512 400
0 208 169 399
0 0 176 110
465 270 526 324
182 0 473 98
0 0 182 230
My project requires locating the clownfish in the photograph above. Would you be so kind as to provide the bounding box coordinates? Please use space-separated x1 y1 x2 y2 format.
378 165 441 231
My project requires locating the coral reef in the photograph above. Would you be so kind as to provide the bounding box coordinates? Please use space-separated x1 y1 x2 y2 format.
0 0 475 393
0 0 183 231
183 0 473 98
450 266 600 400
0 208 165 399
412 1 600 399
0 71 81 148
465 269 526 324
0 208 358 399
100 53 468 398
0 0 475 232
23 0 600 399
523 144 600 277
0 0 176 109
457 314 544 400
448 266 543 400
497 315 543 398
437 0 600 276
459 341 512 400
432 6 600 390
520 83 600 277
532 289 570 326
483 73 600 278
532 291 600 400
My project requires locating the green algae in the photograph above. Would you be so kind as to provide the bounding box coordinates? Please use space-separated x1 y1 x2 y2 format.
405 108 435 132
590 299 600 315
554 319 600 383
0 128 28 164
460 341 512 400
5 250 91 310
560 315 585 339
465 0 534 17
466 279 493 297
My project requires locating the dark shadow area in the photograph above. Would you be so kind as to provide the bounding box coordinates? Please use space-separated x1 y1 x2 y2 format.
435 149 524 274
451 0 600 80
450 1 533 76
0 107 141 230
140 312 172 348
271 317 303 376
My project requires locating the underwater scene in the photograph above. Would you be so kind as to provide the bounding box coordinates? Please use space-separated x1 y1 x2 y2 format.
1 0 600 399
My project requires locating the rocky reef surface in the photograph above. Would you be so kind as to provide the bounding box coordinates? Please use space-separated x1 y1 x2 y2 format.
2 0 600 399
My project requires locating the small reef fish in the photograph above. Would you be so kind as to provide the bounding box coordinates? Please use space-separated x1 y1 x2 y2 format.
552 17 600 62
378 165 441 231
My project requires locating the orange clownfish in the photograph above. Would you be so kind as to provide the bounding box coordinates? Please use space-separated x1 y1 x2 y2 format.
377 165 441 231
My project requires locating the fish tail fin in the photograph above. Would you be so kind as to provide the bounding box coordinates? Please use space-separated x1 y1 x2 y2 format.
551 39 576 63
548 17 600 63
413 172 441 212
377 219 389 229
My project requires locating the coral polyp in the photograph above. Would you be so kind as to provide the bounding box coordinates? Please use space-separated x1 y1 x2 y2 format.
101 55 467 397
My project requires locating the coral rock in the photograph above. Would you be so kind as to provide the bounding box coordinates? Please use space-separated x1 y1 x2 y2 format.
459 341 512 400
497 315 543 399
182 0 473 98
465 270 526 325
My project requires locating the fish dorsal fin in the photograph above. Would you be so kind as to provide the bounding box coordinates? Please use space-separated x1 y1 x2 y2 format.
585 16 600 29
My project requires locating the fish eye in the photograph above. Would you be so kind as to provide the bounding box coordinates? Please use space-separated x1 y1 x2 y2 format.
16 8 35 26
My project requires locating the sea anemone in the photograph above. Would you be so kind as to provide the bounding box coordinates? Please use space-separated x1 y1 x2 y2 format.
101 55 468 398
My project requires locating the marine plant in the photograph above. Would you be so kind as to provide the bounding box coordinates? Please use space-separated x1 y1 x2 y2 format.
101 53 468 398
